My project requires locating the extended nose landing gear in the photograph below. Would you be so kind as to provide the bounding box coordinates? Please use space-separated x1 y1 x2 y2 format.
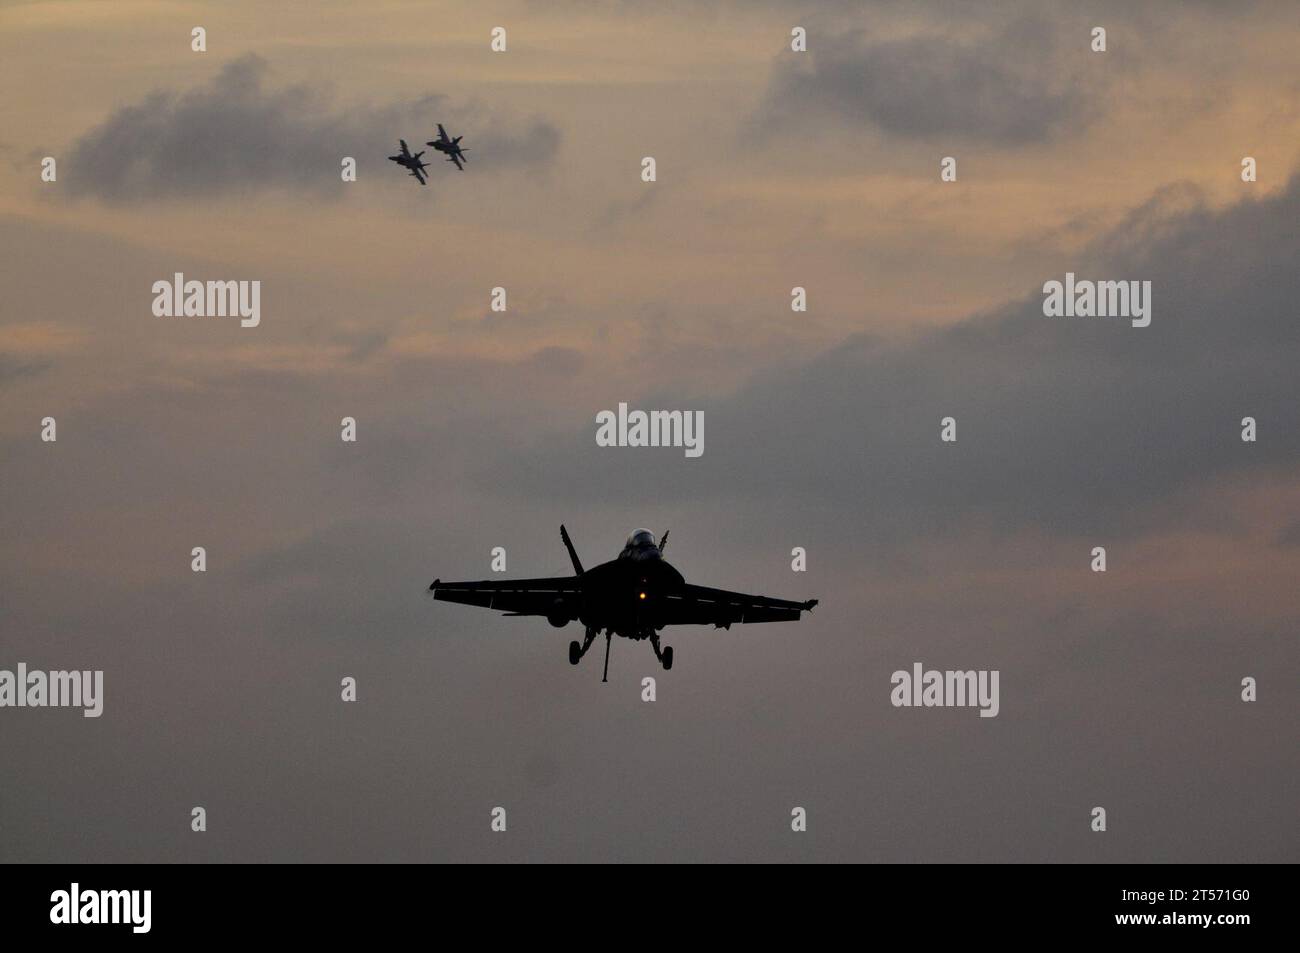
569 626 613 682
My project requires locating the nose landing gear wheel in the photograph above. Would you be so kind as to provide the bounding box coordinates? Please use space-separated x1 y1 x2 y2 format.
662 646 674 671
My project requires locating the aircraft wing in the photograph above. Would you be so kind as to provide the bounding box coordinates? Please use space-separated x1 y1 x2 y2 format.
411 167 427 185
659 584 818 627
399 139 412 157
429 576 580 615
437 123 450 142
448 154 464 171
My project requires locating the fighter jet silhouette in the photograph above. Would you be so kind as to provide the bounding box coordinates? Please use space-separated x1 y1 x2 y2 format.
429 526 818 681
427 123 468 170
388 139 430 185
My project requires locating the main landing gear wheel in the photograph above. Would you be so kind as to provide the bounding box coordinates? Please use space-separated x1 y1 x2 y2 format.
650 631 673 671
570 626 599 667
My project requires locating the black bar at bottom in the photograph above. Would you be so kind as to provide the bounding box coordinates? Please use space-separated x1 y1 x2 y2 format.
1 863 1284 940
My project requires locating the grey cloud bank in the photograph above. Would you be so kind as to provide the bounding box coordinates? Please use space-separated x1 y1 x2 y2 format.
493 173 1300 547
753 19 1103 144
64 54 561 201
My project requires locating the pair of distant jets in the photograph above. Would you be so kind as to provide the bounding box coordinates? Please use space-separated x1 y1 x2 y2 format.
389 124 468 185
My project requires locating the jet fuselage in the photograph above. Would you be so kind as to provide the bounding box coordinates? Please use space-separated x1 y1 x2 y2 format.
559 548 686 640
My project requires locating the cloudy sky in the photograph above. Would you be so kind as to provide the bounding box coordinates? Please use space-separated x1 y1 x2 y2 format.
1 0 1296 862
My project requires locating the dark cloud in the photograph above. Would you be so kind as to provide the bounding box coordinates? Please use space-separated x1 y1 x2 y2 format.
752 18 1104 144
1276 519 1300 548
488 173 1300 548
0 354 51 386
64 54 561 201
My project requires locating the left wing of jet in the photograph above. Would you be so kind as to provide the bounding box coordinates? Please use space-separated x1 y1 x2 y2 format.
429 576 580 616
448 154 464 171
659 584 818 627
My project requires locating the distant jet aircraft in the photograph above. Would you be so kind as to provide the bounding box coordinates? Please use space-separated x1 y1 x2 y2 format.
430 526 818 681
388 139 430 185
427 123 468 170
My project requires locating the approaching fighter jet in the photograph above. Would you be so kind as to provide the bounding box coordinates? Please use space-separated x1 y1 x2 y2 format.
426 123 468 170
429 526 818 681
388 139 430 185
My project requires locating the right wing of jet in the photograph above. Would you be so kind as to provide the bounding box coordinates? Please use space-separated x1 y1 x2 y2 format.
410 167 427 185
437 123 451 143
448 153 464 171
429 576 580 616
659 584 817 628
